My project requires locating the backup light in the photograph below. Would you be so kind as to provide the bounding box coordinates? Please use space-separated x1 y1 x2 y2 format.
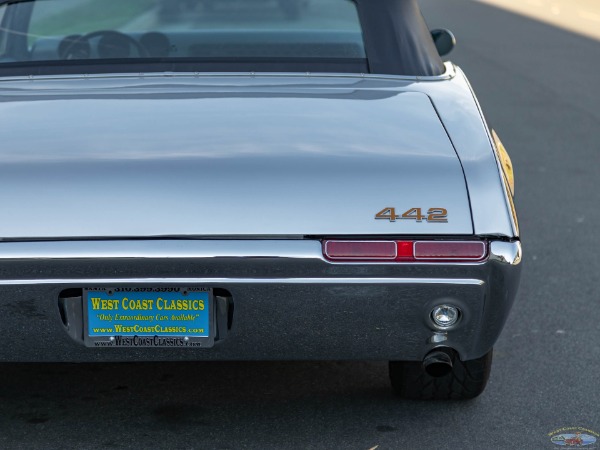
431 305 460 328
323 240 487 262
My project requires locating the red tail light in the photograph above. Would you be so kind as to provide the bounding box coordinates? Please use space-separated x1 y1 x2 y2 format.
413 241 487 260
324 241 397 260
323 240 487 262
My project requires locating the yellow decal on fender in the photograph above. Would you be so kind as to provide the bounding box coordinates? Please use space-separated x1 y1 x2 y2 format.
492 130 515 196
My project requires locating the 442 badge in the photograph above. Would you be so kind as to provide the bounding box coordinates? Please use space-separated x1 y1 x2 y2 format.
549 427 598 447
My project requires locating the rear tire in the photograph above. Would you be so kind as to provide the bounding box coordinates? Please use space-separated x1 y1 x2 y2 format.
389 349 493 400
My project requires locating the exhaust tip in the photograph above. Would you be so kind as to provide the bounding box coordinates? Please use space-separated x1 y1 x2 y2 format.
423 348 454 377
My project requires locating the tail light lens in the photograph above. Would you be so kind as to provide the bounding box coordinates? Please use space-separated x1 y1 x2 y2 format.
413 241 487 260
323 240 487 262
324 241 397 260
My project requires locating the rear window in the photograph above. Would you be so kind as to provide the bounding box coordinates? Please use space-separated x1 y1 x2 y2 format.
0 0 366 72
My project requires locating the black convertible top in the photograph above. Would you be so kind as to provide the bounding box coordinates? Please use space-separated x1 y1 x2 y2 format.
355 0 445 76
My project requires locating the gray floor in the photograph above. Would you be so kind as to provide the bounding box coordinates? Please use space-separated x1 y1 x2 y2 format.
1 1 600 449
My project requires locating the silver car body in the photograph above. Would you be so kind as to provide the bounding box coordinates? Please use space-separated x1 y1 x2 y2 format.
0 64 521 361
0 61 521 361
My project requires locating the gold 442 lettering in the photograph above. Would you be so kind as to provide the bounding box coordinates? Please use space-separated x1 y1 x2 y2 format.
375 207 448 223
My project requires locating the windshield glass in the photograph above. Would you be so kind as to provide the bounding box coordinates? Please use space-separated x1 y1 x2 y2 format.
0 0 366 72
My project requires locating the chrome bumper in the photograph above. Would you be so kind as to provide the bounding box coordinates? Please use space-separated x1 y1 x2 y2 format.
0 239 521 362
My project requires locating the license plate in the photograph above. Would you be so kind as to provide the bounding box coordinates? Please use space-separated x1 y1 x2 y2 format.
83 287 214 348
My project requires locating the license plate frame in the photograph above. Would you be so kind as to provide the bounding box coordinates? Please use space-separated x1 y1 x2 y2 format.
83 287 215 348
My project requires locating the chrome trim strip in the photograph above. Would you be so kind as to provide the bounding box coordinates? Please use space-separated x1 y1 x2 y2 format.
0 239 515 266
0 277 484 286
0 240 323 260
489 241 522 266
0 63 456 84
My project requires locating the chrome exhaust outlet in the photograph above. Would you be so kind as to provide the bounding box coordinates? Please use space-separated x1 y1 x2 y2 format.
423 348 454 377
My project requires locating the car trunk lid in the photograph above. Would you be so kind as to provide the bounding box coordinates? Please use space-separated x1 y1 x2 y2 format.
0 81 473 238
